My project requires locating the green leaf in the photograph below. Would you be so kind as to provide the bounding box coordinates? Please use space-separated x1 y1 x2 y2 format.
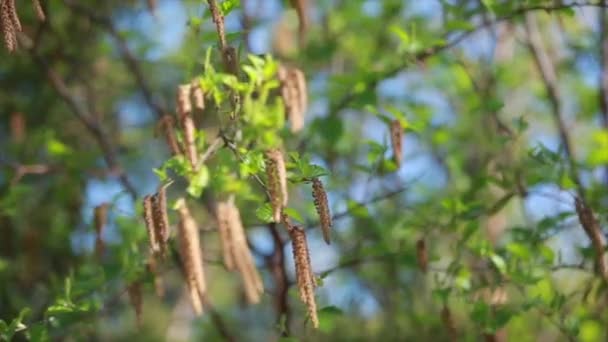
490 254 507 275
318 306 343 333
255 203 273 223
0 308 30 341
187 166 210 197
283 207 304 223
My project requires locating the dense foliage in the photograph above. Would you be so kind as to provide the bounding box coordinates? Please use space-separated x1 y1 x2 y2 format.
2 0 608 341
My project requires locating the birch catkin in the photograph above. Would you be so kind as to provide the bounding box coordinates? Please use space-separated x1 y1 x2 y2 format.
94 203 108 257
159 115 182 156
190 79 205 111
216 201 235 271
441 305 457 341
147 254 165 298
176 198 206 315
6 0 20 33
390 119 403 167
1 0 17 52
416 238 428 273
265 149 288 222
216 199 264 303
143 195 159 253
278 65 308 133
289 226 318 328
311 178 332 244
227 200 264 303
127 281 143 327
176 84 198 168
32 0 46 21
152 185 170 259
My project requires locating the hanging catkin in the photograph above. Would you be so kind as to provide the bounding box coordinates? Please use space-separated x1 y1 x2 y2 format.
143 195 159 253
176 84 198 168
152 184 171 259
94 203 108 257
6 0 20 33
390 119 403 167
216 201 235 271
289 226 318 328
127 281 143 327
190 79 205 111
216 199 264 303
441 305 457 341
32 0 45 21
147 254 165 298
159 115 182 156
278 65 307 133
227 199 264 303
416 238 428 273
311 177 332 244
176 198 206 315
265 149 288 222
1 0 17 52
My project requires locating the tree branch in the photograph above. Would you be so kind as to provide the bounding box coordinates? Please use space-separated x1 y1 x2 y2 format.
31 52 138 200
63 0 165 119
330 1 607 117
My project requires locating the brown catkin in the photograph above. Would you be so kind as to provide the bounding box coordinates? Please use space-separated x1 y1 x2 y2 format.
159 115 182 156
216 199 264 303
216 201 235 270
289 226 318 328
575 198 608 281
32 0 45 21
222 45 239 75
292 68 307 128
441 305 457 341
265 149 288 221
390 119 403 167
227 199 264 303
311 178 332 244
176 84 198 168
143 195 159 253
1 0 17 52
176 198 206 315
127 281 143 327
416 238 428 273
278 65 307 133
190 79 205 111
151 186 170 259
147 255 165 298
6 0 20 33
290 0 309 44
94 203 108 257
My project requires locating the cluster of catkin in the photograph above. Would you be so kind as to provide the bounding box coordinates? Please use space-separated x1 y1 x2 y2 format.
264 146 331 328
278 64 307 133
216 198 264 303
143 184 171 259
160 80 205 169
1 0 45 52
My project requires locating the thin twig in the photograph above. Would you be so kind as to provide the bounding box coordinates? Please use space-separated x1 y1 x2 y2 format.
32 53 138 200
329 1 607 117
63 0 165 119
